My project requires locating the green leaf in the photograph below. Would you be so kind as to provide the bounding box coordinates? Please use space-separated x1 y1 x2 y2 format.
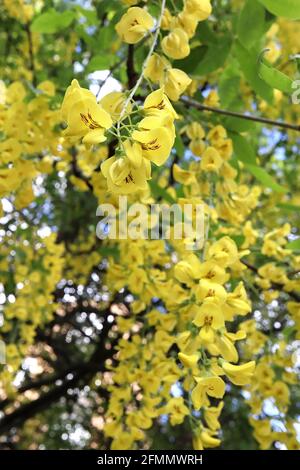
224 116 257 132
234 41 274 104
258 60 294 94
219 75 241 108
238 0 266 49
229 132 257 165
87 55 112 72
286 239 300 250
277 202 300 212
174 135 185 158
31 9 76 34
258 0 300 19
194 35 232 75
245 164 287 193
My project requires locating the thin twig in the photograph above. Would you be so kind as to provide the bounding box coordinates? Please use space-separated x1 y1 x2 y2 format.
181 96 300 133
24 22 36 87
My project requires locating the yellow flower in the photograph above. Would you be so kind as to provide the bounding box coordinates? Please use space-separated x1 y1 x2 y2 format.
161 28 190 60
204 401 224 431
195 279 227 304
200 146 223 172
222 360 255 386
174 12 199 38
61 80 112 144
193 299 225 330
197 260 228 284
163 68 192 101
272 381 290 406
164 397 189 425
200 430 221 448
190 139 206 156
99 91 130 122
184 0 212 21
191 376 225 410
178 352 199 372
143 88 178 119
101 153 150 194
144 53 171 83
207 236 238 267
115 7 154 44
132 127 174 166
61 79 92 121
173 163 197 185
174 253 202 285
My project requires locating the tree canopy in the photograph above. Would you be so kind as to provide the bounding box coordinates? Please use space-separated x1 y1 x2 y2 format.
0 0 300 451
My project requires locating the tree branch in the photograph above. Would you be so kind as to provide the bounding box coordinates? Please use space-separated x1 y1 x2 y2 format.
181 96 300 133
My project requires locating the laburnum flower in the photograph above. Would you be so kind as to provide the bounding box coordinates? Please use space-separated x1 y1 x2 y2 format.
101 140 151 194
197 260 228 284
174 253 202 286
193 299 225 344
223 282 251 320
132 127 174 166
204 401 224 431
178 352 200 373
214 333 239 363
193 429 221 450
61 80 112 144
132 89 177 166
172 163 197 185
174 12 199 38
207 236 239 267
99 91 130 122
184 0 212 21
143 88 178 119
222 360 255 386
163 68 192 101
144 53 171 84
115 7 154 44
164 397 189 425
200 146 223 172
161 28 190 60
191 376 225 410
195 279 227 304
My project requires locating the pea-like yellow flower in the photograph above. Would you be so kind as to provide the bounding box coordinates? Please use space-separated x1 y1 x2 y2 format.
173 163 197 185
115 7 154 44
174 254 202 285
174 12 199 38
195 279 227 304
193 299 225 330
143 88 178 119
204 401 224 431
222 360 255 386
61 80 112 144
207 236 239 267
99 91 130 122
164 397 189 425
144 54 171 84
191 376 225 410
178 352 199 372
200 146 223 172
132 127 174 166
163 68 192 101
161 28 190 60
101 143 151 194
184 0 212 21
61 79 92 121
